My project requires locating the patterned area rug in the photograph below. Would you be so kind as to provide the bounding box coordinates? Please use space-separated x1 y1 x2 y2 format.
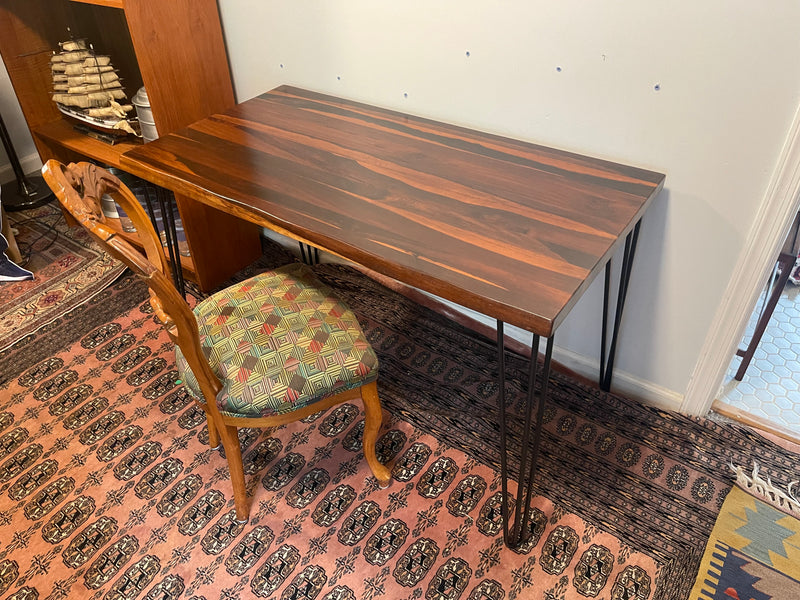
317 265 800 600
0 205 125 353
689 464 800 599
0 246 798 600
0 295 658 600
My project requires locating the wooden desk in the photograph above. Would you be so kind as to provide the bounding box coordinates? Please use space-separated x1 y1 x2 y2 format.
121 85 665 546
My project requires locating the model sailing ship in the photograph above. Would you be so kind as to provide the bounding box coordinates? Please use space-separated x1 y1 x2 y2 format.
50 38 139 139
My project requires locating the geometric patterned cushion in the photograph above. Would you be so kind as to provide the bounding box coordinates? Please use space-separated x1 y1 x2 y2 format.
175 262 378 419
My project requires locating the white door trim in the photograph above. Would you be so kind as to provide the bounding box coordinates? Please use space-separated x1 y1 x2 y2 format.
682 100 800 415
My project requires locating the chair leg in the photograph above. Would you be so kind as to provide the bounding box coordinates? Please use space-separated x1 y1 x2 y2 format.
360 381 391 488
217 422 250 522
205 412 221 449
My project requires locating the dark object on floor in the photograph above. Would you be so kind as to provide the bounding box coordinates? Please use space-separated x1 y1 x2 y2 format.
0 197 33 281
0 248 33 281
0 110 53 211
0 174 55 212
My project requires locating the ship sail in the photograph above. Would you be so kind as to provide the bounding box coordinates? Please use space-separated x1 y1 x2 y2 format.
50 38 138 137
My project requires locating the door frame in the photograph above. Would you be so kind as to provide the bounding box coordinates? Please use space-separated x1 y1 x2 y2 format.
682 100 800 416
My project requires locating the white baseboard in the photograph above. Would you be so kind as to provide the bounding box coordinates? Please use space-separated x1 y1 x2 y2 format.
553 345 684 412
0 154 44 185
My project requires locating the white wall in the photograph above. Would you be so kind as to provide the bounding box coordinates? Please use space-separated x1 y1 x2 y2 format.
216 0 800 406
2 1 799 408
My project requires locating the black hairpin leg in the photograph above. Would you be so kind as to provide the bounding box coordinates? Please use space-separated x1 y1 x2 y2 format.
599 220 641 392
299 242 320 265
140 183 159 232
153 186 186 297
497 321 554 549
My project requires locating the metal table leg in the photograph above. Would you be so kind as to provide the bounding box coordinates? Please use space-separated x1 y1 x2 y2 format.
599 220 641 392
734 252 795 380
496 321 553 549
495 218 642 549
142 184 186 297
299 242 320 265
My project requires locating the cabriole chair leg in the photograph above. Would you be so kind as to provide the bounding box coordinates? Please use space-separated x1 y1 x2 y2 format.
361 381 392 488
205 411 221 449
218 423 249 522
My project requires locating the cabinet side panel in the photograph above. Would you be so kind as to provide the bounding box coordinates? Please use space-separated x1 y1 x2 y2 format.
174 194 263 291
123 0 236 134
0 1 65 137
65 3 144 100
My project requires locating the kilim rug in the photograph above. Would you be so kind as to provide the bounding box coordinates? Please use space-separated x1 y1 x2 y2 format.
688 464 800 599
0 243 798 600
0 205 125 353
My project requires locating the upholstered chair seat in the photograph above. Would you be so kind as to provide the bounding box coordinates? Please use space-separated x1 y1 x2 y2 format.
176 263 378 419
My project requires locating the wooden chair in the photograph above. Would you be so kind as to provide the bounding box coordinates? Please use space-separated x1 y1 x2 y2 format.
41 160 391 520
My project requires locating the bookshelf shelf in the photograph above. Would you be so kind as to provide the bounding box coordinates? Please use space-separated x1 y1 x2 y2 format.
0 0 262 291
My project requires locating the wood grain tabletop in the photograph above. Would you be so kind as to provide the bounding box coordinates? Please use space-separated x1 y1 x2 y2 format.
121 86 665 336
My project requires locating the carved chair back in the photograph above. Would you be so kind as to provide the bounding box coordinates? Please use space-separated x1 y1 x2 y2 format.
41 160 224 413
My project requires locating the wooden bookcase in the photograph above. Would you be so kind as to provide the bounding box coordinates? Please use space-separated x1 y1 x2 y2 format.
0 0 262 291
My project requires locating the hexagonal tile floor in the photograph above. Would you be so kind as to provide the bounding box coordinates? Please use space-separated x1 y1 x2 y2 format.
719 277 800 435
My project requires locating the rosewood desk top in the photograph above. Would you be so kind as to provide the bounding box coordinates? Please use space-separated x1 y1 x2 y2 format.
121 86 665 337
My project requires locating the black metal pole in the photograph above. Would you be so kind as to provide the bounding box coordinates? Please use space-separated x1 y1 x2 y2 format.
600 220 642 391
497 318 555 549
496 320 511 545
155 187 185 297
0 111 54 211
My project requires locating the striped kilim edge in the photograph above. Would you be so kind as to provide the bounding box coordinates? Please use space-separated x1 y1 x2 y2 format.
176 263 378 418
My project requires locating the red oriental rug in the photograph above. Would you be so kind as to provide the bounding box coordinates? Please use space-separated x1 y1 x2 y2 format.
0 205 124 353
0 289 656 600
0 248 798 600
